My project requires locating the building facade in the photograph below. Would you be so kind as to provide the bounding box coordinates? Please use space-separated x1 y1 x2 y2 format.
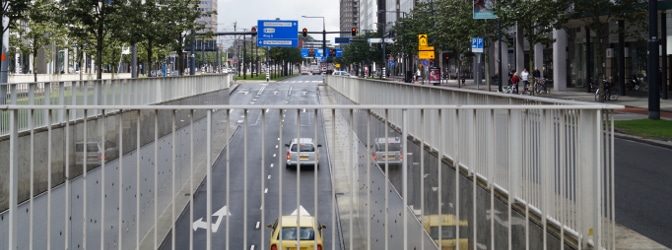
340 0 360 37
196 0 218 32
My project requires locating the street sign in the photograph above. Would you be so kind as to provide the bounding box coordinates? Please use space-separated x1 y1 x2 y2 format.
301 48 309 58
336 48 343 58
419 45 435 51
472 37 484 53
257 20 299 47
422 59 429 68
335 37 350 44
418 34 428 46
418 51 435 59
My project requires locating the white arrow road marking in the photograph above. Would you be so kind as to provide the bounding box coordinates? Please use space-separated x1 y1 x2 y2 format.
290 205 311 216
192 205 231 232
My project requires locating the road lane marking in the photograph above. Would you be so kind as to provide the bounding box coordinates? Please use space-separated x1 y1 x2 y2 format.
267 175 271 180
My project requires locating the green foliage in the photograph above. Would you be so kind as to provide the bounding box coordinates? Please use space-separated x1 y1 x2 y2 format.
495 0 570 74
342 31 379 66
1 0 30 34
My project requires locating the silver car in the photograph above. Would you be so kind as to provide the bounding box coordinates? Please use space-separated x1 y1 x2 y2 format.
75 139 119 166
285 138 321 170
372 137 403 166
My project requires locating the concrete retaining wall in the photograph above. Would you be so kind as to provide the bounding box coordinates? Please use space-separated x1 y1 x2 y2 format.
0 88 229 211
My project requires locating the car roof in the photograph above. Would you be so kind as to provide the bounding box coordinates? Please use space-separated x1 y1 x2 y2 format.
291 138 314 144
375 137 401 144
278 215 317 227
422 214 468 227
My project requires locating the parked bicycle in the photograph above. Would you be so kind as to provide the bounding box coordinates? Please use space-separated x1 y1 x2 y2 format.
533 78 550 95
594 80 619 102
625 77 647 91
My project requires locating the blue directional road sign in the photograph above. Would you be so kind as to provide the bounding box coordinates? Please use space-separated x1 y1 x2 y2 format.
334 37 350 44
257 20 299 47
472 37 484 53
335 48 343 58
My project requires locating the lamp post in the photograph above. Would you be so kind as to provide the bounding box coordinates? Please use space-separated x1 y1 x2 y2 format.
379 10 408 81
301 15 326 67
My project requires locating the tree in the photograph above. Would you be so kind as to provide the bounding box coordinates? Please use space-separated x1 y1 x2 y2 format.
342 31 380 77
495 0 570 92
16 0 64 81
0 0 30 86
164 0 212 76
59 0 123 79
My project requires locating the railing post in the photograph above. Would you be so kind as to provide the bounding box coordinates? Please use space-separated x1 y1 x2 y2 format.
578 109 601 247
58 82 65 123
44 82 51 127
8 109 19 250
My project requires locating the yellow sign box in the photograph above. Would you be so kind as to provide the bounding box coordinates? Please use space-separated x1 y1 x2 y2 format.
335 63 340 68
418 51 435 59
418 34 428 46
419 45 435 51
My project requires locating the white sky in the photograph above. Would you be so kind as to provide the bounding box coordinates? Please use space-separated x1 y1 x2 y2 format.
216 0 341 48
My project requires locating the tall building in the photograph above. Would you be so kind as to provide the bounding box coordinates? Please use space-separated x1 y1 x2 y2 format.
340 0 360 37
359 0 377 33
197 0 218 32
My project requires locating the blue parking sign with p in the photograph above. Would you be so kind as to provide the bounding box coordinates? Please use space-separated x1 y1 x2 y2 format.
472 37 484 53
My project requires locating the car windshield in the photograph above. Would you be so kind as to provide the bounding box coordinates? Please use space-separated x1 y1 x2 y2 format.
376 143 401 151
428 226 468 240
278 227 315 240
290 144 315 152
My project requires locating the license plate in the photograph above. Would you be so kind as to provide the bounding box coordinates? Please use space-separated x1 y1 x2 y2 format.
300 156 309 160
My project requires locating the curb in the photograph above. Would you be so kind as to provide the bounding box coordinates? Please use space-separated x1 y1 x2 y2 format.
614 133 672 150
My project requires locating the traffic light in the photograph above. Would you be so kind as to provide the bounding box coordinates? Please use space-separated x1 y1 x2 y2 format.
302 28 307 37
308 49 315 57
251 27 257 37
329 49 336 57
351 27 357 36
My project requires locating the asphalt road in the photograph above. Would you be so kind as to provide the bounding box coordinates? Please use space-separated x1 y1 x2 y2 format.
164 75 338 250
614 138 672 248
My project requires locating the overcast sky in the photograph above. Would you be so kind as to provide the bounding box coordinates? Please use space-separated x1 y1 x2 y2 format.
216 0 341 47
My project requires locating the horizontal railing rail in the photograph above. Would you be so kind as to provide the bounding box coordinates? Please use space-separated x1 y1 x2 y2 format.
0 74 232 136
325 76 621 250
1 102 617 250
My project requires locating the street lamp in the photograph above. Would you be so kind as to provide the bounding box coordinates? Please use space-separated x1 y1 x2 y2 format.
301 15 326 65
379 10 408 81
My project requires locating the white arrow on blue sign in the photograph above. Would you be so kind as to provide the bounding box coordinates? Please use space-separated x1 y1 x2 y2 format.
472 37 484 53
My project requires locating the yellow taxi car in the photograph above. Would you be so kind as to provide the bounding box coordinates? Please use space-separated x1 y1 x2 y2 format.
266 215 326 250
422 214 469 250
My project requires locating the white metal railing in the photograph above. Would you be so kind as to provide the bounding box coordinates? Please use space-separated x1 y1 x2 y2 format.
0 74 232 136
325 76 621 250
1 103 618 250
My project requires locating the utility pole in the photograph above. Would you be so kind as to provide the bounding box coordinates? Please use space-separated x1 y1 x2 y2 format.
648 0 660 119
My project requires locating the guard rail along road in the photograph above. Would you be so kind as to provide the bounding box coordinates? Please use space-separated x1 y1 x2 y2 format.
324 75 622 250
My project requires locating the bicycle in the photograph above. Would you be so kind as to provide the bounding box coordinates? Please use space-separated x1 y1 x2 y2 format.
534 78 550 95
504 83 518 94
520 81 531 95
594 81 619 102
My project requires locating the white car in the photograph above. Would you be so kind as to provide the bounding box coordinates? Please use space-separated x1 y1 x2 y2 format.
332 71 355 77
285 138 322 170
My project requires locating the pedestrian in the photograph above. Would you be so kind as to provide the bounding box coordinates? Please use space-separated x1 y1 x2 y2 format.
511 71 520 94
533 67 541 79
521 68 530 93
416 68 421 82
